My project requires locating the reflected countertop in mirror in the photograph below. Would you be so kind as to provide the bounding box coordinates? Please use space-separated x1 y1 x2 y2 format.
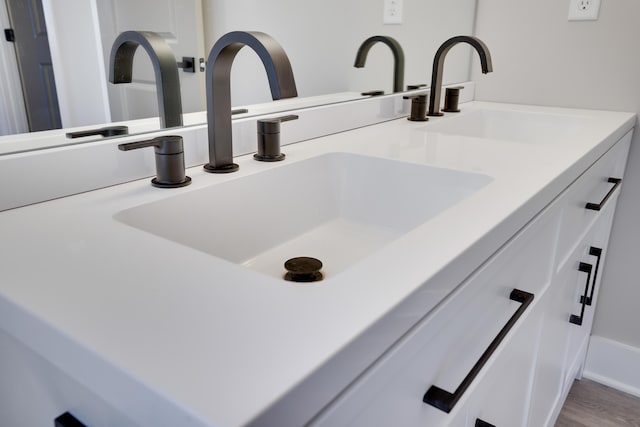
0 91 368 155
0 0 477 152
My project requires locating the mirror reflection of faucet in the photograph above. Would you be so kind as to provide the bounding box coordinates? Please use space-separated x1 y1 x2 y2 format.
354 35 406 94
109 31 184 129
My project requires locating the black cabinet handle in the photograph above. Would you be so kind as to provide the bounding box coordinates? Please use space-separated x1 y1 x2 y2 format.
423 289 534 413
585 177 622 211
475 419 496 427
570 262 593 326
66 125 129 139
581 247 602 306
54 412 87 427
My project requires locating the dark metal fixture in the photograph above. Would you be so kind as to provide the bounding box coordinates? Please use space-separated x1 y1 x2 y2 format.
423 288 533 413
109 31 183 128
203 31 298 174
118 135 191 188
254 114 299 162
428 36 493 116
569 262 593 326
442 86 464 113
176 56 196 73
66 125 129 139
354 35 405 93
404 94 428 121
284 257 324 282
585 177 622 211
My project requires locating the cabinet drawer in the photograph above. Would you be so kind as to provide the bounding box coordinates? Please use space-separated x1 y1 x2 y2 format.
309 200 558 427
556 133 631 267
529 200 617 427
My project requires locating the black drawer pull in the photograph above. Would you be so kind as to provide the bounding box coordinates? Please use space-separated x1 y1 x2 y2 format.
581 247 602 306
585 177 622 211
54 412 87 427
476 419 496 427
423 288 534 413
570 262 592 326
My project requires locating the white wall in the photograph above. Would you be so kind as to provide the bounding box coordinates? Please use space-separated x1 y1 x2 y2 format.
472 0 640 349
202 0 477 106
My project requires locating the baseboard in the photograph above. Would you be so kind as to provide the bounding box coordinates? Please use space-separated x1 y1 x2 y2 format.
583 335 640 398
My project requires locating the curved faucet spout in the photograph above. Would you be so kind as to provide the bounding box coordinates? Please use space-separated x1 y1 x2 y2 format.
354 36 405 93
204 31 298 173
109 31 183 128
428 35 493 116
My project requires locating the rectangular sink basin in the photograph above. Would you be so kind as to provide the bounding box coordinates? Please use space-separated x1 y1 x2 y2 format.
115 153 492 279
425 109 590 144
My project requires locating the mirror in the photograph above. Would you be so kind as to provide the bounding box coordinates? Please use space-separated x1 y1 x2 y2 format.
0 0 477 153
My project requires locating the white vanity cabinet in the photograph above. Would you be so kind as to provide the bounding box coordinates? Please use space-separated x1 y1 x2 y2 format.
528 132 631 427
0 328 137 427
311 131 632 427
0 103 634 427
310 180 561 427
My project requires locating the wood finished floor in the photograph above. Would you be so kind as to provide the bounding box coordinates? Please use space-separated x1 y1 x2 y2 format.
556 379 640 427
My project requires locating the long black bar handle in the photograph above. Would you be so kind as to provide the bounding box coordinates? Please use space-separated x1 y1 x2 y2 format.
66 125 129 139
423 288 534 413
581 247 603 306
570 262 593 326
475 419 496 427
54 412 87 427
585 178 622 211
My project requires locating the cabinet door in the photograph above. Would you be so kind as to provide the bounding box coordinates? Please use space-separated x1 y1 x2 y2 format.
528 201 617 427
564 204 616 386
310 207 557 427
456 299 542 427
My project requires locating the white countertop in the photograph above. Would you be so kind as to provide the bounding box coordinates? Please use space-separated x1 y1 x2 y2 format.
0 102 634 426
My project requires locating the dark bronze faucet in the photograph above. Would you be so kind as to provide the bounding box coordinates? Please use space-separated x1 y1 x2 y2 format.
428 36 493 116
354 35 405 93
203 31 298 173
109 31 183 128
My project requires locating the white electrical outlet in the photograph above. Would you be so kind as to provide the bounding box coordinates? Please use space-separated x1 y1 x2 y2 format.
383 0 403 25
568 0 601 21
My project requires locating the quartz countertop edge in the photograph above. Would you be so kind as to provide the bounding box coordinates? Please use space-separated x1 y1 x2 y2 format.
0 101 635 427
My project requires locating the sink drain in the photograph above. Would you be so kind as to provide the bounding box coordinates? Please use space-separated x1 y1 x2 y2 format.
284 257 323 282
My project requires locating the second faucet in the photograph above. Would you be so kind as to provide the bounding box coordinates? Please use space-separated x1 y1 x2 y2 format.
203 31 298 174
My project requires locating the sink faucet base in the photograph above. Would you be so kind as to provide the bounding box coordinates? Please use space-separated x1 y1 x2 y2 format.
203 163 239 174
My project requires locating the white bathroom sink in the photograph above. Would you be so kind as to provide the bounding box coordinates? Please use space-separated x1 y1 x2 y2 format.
115 153 492 279
425 108 591 144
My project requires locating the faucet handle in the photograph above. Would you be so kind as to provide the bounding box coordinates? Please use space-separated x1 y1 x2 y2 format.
403 94 429 122
118 136 191 188
442 86 464 113
254 114 299 162
406 83 427 90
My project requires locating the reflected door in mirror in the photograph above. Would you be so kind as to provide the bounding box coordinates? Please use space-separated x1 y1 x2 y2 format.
97 0 206 122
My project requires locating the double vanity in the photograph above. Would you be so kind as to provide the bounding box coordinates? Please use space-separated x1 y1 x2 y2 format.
0 98 635 426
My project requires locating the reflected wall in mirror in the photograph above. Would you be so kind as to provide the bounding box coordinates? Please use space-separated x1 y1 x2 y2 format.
0 0 477 152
